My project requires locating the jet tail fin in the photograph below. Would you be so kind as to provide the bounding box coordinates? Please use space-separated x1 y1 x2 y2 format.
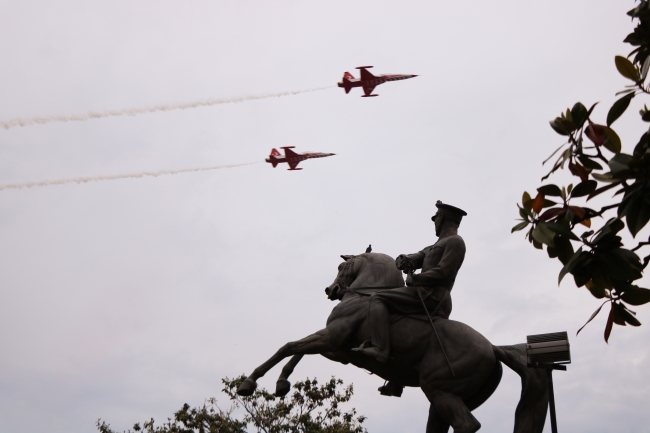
270 148 281 157
339 74 353 94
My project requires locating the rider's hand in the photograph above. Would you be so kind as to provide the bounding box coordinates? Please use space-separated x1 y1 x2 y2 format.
396 255 413 273
405 272 414 286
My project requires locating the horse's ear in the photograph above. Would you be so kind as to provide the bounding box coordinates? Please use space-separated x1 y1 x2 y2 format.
340 254 355 261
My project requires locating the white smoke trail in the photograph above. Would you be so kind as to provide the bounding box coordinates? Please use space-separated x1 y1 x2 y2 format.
0 87 331 129
0 161 261 191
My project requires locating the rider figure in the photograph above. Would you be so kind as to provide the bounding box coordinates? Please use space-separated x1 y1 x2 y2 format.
353 201 467 364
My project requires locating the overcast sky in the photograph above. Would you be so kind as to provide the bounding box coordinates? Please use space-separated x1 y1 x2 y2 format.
1 1 649 432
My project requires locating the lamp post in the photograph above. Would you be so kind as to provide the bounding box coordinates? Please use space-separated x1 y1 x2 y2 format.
526 331 571 433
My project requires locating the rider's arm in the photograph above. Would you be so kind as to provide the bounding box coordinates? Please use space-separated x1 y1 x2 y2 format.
396 251 425 272
410 237 465 287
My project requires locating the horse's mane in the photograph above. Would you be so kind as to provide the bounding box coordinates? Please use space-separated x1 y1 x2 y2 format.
347 253 405 289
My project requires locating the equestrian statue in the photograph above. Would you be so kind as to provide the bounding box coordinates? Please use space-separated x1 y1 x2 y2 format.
237 201 549 433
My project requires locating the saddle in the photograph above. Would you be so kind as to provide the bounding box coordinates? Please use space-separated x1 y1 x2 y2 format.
341 286 444 324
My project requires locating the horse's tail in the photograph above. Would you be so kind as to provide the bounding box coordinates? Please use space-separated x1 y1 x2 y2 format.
493 344 548 433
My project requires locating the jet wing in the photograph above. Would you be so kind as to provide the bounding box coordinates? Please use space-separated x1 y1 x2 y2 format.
359 67 376 81
362 84 377 96
283 147 298 158
288 160 301 170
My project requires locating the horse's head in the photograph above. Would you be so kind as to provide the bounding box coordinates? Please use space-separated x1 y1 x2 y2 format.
325 255 357 301
325 252 406 301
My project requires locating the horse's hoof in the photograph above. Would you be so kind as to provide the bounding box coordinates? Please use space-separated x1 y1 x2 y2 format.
275 379 291 397
237 378 257 396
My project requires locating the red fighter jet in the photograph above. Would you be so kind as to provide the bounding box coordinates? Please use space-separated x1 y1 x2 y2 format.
265 147 335 171
338 66 418 97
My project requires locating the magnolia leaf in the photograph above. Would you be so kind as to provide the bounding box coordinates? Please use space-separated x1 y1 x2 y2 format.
603 127 622 154
585 123 606 146
545 222 580 240
621 286 650 305
571 102 589 128
532 222 556 247
607 93 635 127
577 300 609 336
511 221 530 233
537 184 563 197
604 304 615 343
532 193 545 214
642 55 650 81
571 180 598 198
615 55 640 81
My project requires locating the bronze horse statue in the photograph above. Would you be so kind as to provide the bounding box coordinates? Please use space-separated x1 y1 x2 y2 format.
237 252 549 433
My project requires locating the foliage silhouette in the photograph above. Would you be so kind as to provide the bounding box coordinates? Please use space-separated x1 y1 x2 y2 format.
96 376 366 433
513 1 650 342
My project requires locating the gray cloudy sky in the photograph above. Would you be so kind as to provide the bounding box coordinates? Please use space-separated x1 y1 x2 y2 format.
1 1 649 432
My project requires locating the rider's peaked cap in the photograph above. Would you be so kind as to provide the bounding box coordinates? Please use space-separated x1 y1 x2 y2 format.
432 200 467 223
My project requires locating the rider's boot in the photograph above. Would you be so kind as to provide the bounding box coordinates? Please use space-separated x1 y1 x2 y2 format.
378 381 404 397
352 340 389 363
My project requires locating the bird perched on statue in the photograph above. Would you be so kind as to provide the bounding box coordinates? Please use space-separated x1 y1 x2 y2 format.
366 244 372 253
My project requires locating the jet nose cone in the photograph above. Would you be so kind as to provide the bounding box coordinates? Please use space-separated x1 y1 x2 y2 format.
412 74 418 77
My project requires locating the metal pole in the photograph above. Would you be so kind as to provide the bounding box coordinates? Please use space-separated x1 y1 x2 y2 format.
546 368 558 433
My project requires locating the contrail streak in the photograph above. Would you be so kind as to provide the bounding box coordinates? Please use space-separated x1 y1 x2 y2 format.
0 87 331 129
0 161 261 191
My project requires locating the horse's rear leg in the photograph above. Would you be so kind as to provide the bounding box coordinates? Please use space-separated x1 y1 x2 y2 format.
422 387 480 433
238 328 333 396
426 404 450 433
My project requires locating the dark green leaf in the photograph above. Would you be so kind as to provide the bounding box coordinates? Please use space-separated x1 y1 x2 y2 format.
612 302 627 326
522 191 532 210
571 180 598 198
542 199 558 208
596 248 643 281
642 109 650 122
619 187 650 236
587 181 622 200
518 204 530 220
619 304 641 326
549 119 570 136
622 286 650 305
603 127 622 153
615 55 640 81
532 222 556 247
608 153 632 174
571 102 589 128
537 184 563 197
559 248 583 284
546 222 581 240
586 280 608 298
578 155 603 170
607 93 635 127
554 235 575 264
511 221 530 233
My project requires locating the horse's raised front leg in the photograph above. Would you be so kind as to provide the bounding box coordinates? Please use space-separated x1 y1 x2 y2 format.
274 350 351 397
275 354 303 396
238 328 333 396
